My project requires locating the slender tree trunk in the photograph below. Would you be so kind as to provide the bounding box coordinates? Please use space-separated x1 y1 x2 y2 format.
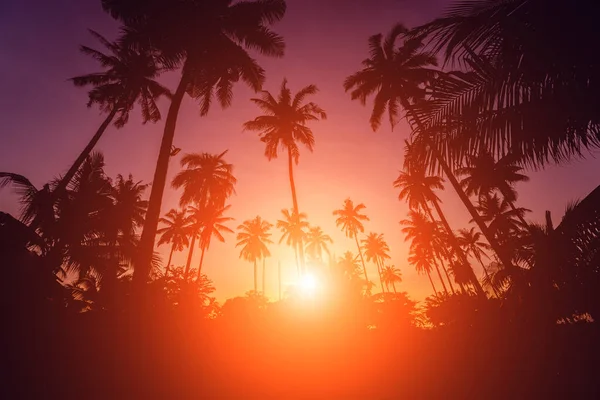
253 259 258 293
422 204 458 295
293 244 300 279
287 147 306 275
184 235 197 281
196 246 206 282
135 73 190 286
392 282 397 294
165 245 175 277
439 258 456 295
354 234 369 285
376 260 386 293
262 257 266 296
431 256 449 295
55 107 118 197
426 269 438 296
429 198 486 297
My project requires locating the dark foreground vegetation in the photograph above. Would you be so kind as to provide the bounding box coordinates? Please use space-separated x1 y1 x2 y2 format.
3 0 600 398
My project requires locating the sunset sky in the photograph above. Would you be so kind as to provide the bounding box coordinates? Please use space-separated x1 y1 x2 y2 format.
2 0 600 301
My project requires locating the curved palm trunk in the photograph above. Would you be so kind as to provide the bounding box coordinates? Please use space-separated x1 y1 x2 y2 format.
293 245 300 278
165 245 175 277
431 256 449 295
287 147 306 275
376 260 386 293
135 73 190 286
354 234 369 285
253 259 258 293
422 204 457 295
184 235 197 281
55 108 118 196
429 198 485 297
426 269 438 296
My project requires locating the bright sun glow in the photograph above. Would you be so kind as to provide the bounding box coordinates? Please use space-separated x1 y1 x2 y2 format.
298 273 318 296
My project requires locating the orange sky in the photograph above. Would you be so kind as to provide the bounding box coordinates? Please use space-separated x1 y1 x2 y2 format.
2 0 600 301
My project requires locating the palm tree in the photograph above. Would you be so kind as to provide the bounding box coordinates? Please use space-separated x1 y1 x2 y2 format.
244 79 326 273
457 151 530 226
345 23 516 283
381 265 402 293
361 232 390 293
103 0 288 283
62 30 169 196
157 209 190 276
476 194 529 240
394 162 484 295
457 227 498 296
236 216 273 292
171 151 236 210
182 205 202 280
401 211 449 295
276 209 309 276
408 245 438 296
333 199 370 283
195 204 234 281
305 226 333 263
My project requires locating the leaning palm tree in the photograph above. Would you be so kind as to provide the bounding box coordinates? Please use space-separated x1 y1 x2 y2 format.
236 216 273 293
381 265 402 293
457 227 498 297
408 245 438 296
334 199 370 283
276 209 309 276
345 23 516 282
195 204 234 281
157 209 190 276
305 226 333 263
361 232 391 293
104 0 288 283
62 30 170 196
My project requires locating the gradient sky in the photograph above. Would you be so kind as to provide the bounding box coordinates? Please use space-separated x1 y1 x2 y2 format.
2 0 600 301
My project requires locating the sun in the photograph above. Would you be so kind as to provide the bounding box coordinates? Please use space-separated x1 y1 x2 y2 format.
298 273 318 297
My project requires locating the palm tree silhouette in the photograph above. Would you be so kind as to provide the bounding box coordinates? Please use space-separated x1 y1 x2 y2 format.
244 79 326 273
105 0 288 283
381 265 402 293
334 199 370 284
476 194 529 240
457 151 530 226
172 151 236 210
157 209 190 277
277 209 309 277
345 23 516 283
408 245 438 296
195 204 234 281
236 216 273 293
361 232 391 293
305 226 333 263
457 227 498 297
63 30 169 196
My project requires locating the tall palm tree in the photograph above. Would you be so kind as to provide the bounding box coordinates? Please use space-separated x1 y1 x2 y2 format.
243 79 327 214
172 151 236 210
62 30 169 196
244 79 326 273
361 232 391 293
394 162 484 295
305 226 333 263
333 199 370 283
276 209 309 276
457 151 530 226
381 265 402 293
195 204 234 281
408 245 438 296
236 216 273 292
157 208 190 276
104 0 288 283
476 194 529 240
345 23 516 282
182 205 202 280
